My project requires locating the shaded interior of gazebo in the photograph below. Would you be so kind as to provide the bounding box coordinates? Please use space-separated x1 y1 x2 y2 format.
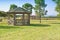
7 7 31 26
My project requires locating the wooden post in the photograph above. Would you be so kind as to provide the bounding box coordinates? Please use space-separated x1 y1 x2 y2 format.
23 14 25 25
7 12 10 25
14 14 16 25
28 14 30 25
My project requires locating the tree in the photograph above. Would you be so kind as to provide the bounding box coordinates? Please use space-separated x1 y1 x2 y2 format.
34 5 39 17
52 0 60 15
22 3 33 13
10 4 17 10
34 0 47 23
9 4 18 17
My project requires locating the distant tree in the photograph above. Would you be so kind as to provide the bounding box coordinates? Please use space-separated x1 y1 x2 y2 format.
34 0 47 23
0 11 7 17
22 3 33 13
10 4 17 10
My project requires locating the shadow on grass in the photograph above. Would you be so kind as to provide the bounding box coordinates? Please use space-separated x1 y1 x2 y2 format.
28 24 50 27
0 24 50 29
52 23 60 24
0 26 19 29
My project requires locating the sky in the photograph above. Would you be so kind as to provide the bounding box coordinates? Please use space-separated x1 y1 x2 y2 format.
0 0 58 16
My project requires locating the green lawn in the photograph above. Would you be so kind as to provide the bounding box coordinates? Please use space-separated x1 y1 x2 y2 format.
0 20 60 40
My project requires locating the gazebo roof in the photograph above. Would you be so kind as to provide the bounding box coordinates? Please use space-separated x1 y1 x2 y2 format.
9 7 30 13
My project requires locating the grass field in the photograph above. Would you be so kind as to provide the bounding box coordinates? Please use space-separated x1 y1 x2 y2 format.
0 20 60 40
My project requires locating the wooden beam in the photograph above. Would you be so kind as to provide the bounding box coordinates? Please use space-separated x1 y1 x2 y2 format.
7 12 31 14
14 14 16 25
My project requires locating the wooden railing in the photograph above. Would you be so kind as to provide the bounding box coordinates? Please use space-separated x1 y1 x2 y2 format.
15 19 29 25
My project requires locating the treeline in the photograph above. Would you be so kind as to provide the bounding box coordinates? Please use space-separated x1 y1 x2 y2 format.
0 11 7 17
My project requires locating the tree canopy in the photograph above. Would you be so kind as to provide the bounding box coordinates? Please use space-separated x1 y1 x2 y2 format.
34 0 47 16
35 0 47 7
22 3 33 13
10 4 17 10
52 0 60 13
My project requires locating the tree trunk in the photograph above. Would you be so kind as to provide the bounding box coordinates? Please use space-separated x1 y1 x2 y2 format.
39 5 41 23
40 15 41 23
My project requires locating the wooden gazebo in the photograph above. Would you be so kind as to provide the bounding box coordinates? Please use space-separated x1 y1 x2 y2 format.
7 7 31 26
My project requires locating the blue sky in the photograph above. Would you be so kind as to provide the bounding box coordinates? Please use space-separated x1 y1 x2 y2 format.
0 0 58 16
